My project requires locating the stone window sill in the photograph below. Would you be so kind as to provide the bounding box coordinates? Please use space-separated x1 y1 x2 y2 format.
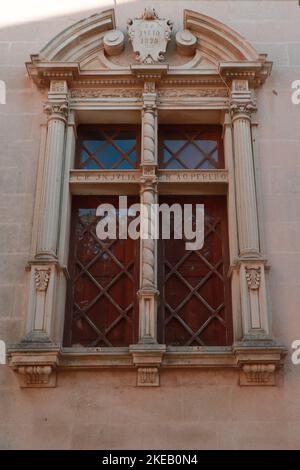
7 343 287 388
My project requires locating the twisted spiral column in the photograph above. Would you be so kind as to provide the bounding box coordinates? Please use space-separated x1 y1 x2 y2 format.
138 92 159 343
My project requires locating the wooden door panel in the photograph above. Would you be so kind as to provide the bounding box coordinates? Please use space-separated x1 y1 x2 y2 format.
158 195 232 347
64 196 139 347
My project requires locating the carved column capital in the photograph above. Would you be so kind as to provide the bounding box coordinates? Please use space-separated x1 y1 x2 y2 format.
230 100 257 121
43 101 68 122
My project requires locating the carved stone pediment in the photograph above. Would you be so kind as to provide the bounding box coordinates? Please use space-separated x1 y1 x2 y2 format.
127 8 173 64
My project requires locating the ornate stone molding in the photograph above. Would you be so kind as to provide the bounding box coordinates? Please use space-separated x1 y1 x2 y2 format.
127 8 173 64
18 7 286 390
159 169 228 183
7 344 287 388
230 101 257 120
103 30 124 56
130 344 166 387
70 88 142 99
43 102 68 122
158 88 229 99
137 367 160 387
34 267 51 292
175 29 197 56
9 351 59 388
240 363 276 386
245 266 261 290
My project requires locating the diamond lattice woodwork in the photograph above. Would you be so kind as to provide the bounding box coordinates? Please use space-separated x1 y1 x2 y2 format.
158 196 232 347
64 196 139 347
159 125 224 170
76 125 141 170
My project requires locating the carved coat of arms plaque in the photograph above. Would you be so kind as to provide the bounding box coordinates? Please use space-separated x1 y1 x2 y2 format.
127 8 173 64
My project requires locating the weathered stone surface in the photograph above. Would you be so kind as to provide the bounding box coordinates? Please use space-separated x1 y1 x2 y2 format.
0 0 300 450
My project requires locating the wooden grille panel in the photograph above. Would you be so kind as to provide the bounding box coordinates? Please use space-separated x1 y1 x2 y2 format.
64 196 139 347
158 196 232 347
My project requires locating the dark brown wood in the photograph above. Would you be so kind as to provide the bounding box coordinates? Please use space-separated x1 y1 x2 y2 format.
157 195 232 346
64 196 140 347
158 124 224 169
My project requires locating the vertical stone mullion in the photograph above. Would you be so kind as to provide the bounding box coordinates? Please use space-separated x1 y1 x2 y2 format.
130 79 165 388
138 88 159 344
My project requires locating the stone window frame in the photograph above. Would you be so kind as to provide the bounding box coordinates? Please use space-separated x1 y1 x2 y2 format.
8 9 286 388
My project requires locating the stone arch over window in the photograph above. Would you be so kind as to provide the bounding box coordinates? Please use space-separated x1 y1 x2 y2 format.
8 8 286 388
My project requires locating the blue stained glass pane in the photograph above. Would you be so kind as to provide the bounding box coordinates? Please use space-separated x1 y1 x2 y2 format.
83 139 106 153
195 140 217 153
98 145 121 168
84 159 101 169
165 159 184 169
211 149 218 161
114 139 136 153
128 149 137 165
179 144 202 168
200 160 213 169
164 139 186 153
79 131 138 169
163 148 173 163
117 159 135 169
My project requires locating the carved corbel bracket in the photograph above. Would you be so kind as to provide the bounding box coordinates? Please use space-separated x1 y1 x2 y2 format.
8 351 60 388
234 345 287 386
130 344 166 387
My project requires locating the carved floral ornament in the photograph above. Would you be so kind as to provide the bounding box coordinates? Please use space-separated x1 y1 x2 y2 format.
245 266 261 290
43 102 68 120
34 267 51 292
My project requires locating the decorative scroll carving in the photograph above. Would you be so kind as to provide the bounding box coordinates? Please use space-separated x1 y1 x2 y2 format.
175 29 197 56
245 266 261 290
34 267 51 292
127 8 173 64
103 30 125 56
137 367 159 386
18 365 54 386
159 88 229 98
142 105 156 164
241 364 276 386
230 101 257 119
140 182 157 289
70 88 142 99
43 101 68 120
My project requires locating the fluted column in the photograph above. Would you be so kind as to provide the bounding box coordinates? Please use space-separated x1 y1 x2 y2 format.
36 89 68 259
24 80 68 344
231 99 259 257
230 80 270 342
